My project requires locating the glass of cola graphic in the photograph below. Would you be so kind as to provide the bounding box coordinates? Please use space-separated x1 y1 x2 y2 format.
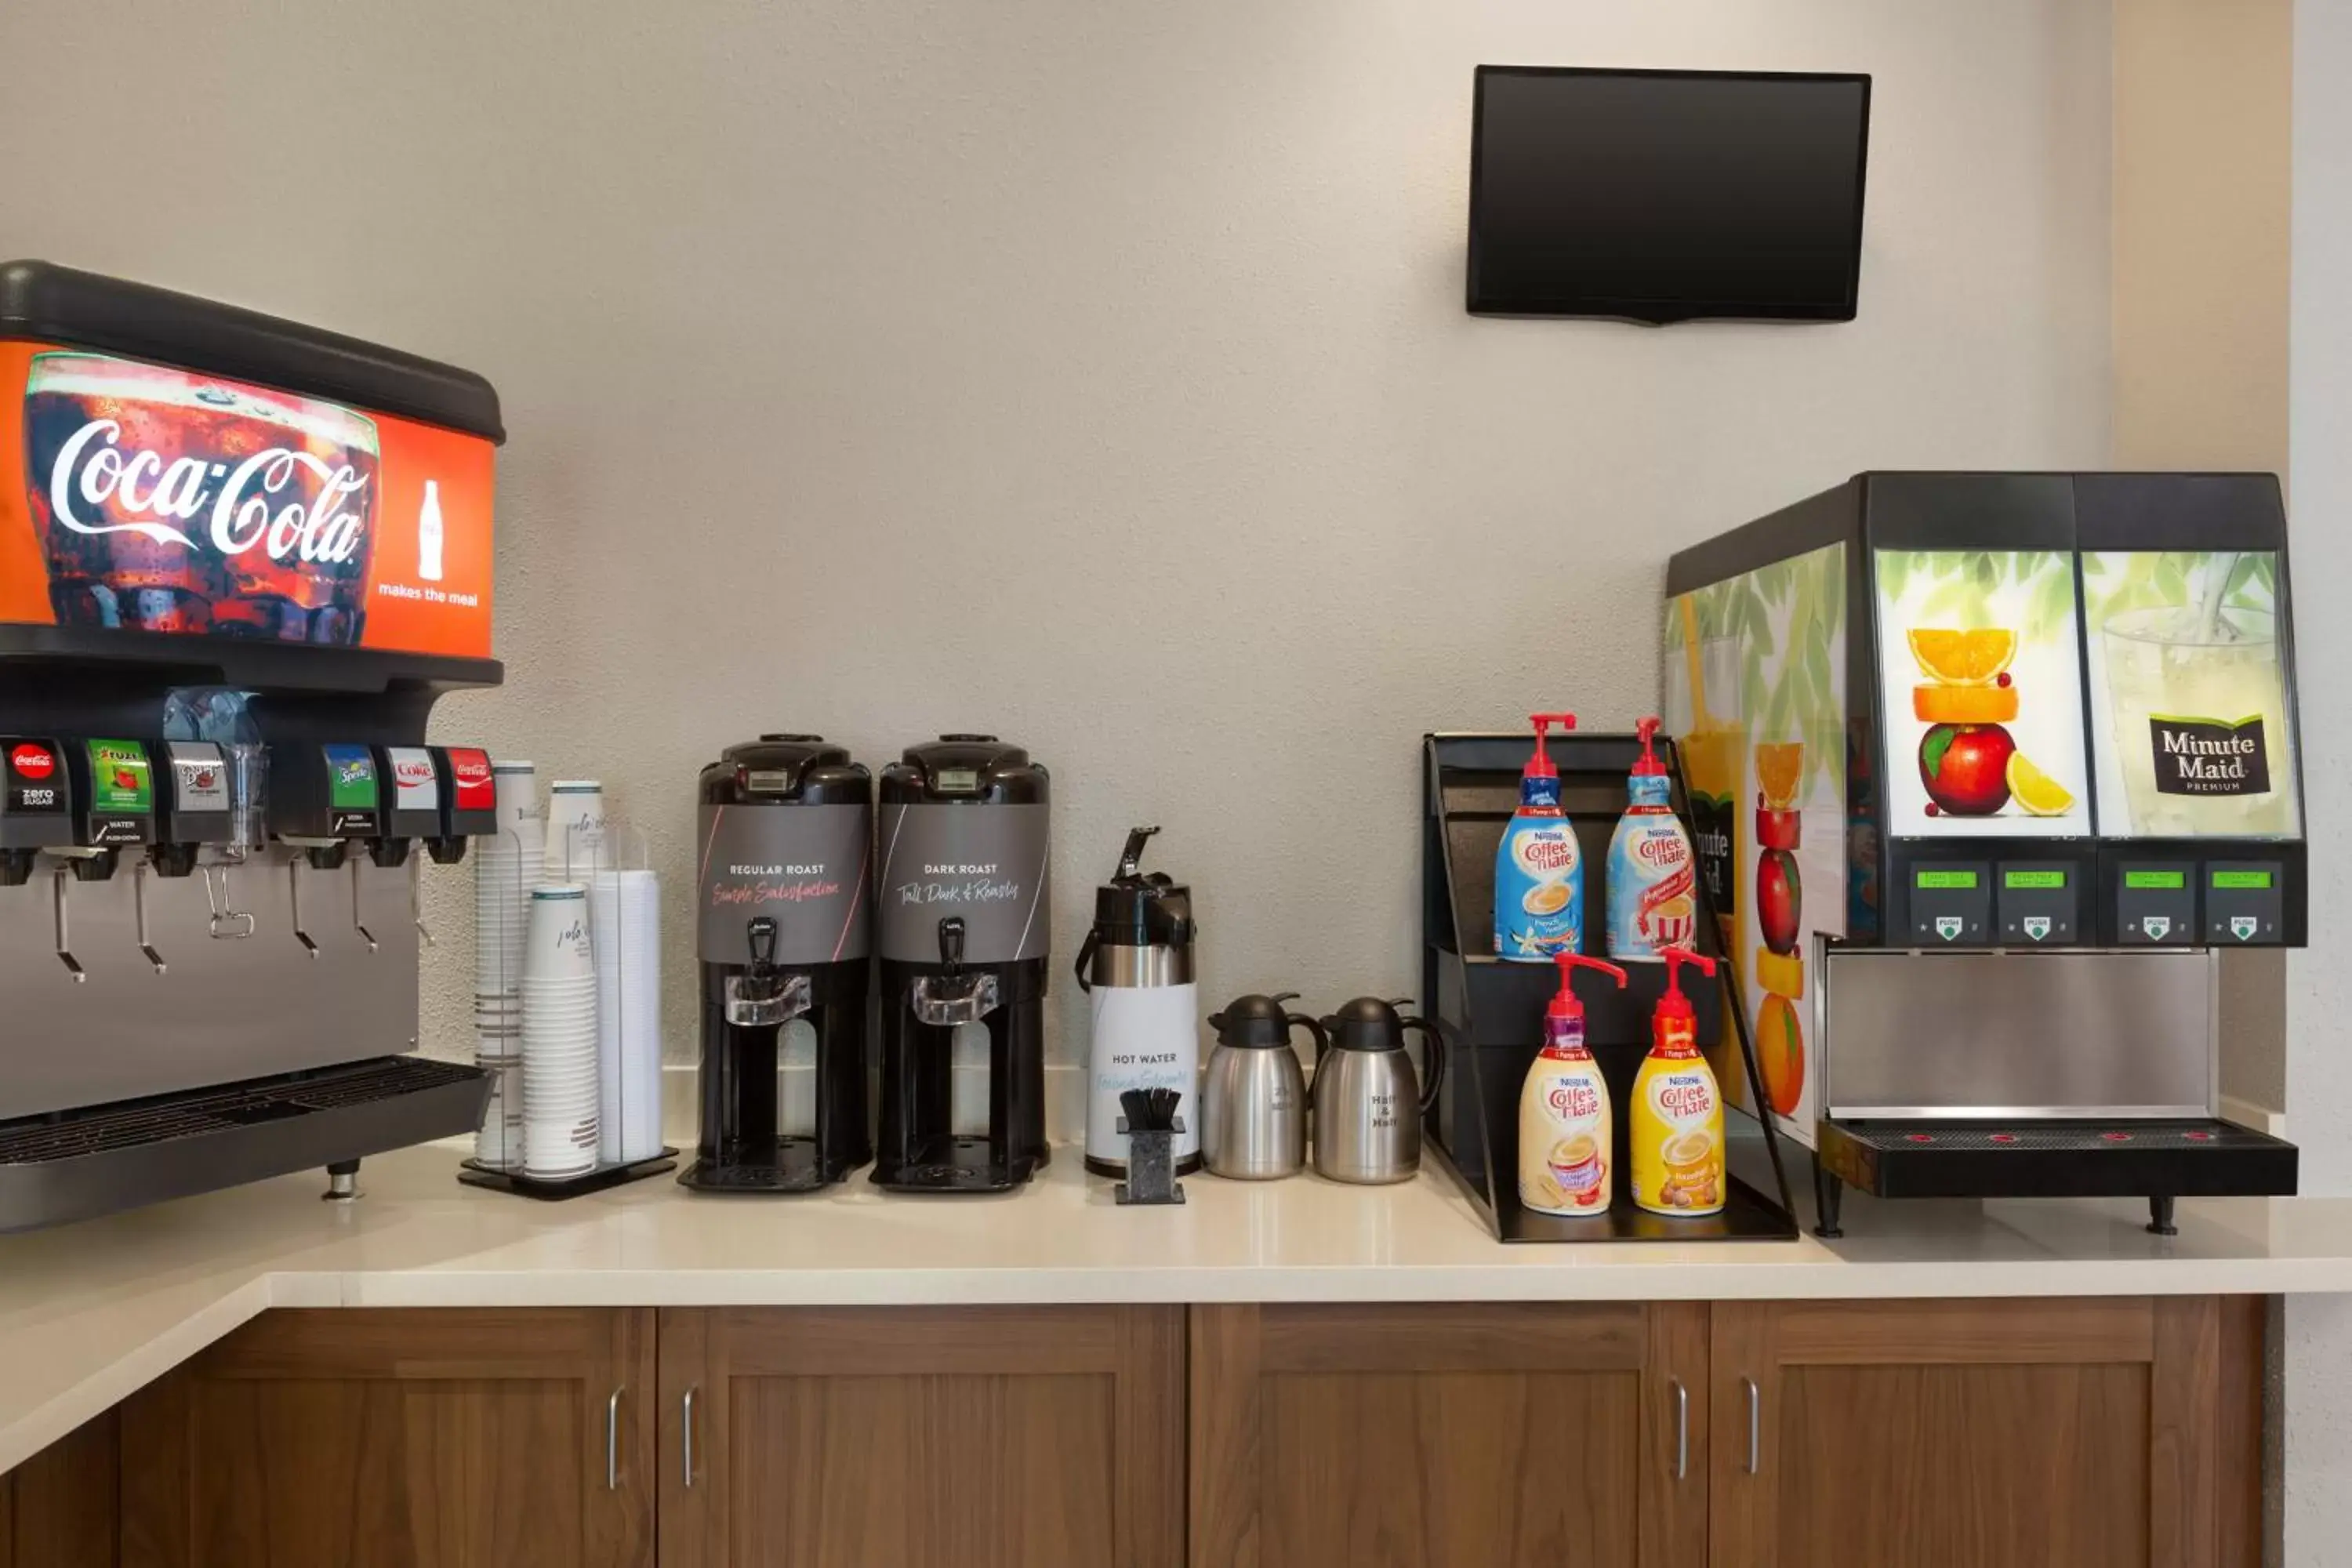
24 353 379 643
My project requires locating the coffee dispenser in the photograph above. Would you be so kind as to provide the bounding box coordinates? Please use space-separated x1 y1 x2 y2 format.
682 735 873 1192
873 735 1052 1192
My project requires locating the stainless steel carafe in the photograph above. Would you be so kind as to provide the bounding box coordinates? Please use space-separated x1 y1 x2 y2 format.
1200 993 1327 1179
1310 997 1446 1185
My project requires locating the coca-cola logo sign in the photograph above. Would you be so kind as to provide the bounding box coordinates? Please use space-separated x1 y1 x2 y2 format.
48 417 371 564
9 744 54 779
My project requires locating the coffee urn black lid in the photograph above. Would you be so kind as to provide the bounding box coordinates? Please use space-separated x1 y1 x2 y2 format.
700 735 869 806
881 735 1049 805
1209 993 1305 1048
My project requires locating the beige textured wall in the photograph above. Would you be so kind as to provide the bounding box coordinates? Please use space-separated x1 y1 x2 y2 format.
2111 0 2292 1114
0 0 2114 1069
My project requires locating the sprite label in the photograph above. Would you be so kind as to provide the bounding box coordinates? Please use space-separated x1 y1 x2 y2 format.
85 739 153 815
324 745 379 811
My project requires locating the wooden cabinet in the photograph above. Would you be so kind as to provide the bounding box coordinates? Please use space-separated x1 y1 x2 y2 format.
1188 1301 1708 1568
118 1308 657 1568
1708 1296 2263 1568
655 1305 1185 1568
0 1411 116 1568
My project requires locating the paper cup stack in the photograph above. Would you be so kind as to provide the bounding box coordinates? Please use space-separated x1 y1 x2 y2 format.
590 868 665 1164
472 760 545 1170
522 884 601 1177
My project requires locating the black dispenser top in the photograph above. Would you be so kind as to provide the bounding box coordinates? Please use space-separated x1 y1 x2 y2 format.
1209 993 1320 1050
882 735 1049 805
701 735 869 808
1087 826 1194 948
1322 996 1420 1052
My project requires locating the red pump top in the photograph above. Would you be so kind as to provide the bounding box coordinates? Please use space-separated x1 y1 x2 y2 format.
1522 713 1577 781
1548 950 1628 1024
1632 716 1666 777
1654 947 1716 1027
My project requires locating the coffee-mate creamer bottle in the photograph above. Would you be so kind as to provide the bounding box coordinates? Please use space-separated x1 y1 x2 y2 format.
1606 717 1698 961
1519 952 1628 1215
1494 713 1583 963
1631 947 1726 1217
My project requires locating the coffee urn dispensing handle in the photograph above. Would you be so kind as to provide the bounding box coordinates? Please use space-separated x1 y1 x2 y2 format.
1116 824 1160 878
746 914 779 975
938 916 966 974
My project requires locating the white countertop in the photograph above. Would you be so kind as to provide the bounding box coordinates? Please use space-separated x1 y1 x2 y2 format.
4 1139 2351 1472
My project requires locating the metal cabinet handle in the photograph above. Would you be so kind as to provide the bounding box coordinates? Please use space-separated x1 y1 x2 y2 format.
607 1386 622 1490
683 1385 699 1488
1671 1378 1689 1480
1743 1377 1761 1475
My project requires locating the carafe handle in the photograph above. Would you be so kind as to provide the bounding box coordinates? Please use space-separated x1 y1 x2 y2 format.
1399 1014 1446 1116
1073 931 1099 994
1284 1009 1329 1067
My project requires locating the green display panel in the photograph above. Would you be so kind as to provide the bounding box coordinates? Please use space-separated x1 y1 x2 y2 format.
2212 869 2274 890
2005 869 2067 890
2125 869 2187 890
1916 869 1979 890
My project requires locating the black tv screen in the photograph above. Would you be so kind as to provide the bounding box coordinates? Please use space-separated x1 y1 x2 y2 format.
1468 67 1871 324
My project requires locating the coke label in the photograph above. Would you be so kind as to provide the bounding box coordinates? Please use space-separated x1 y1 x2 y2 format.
24 352 380 644
445 748 495 811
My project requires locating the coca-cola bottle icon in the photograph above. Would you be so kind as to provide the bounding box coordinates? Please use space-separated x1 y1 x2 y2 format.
24 353 379 644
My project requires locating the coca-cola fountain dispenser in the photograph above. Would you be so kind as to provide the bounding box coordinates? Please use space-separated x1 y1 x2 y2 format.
0 261 508 1230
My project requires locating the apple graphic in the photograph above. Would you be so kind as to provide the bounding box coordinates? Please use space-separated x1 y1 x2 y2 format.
1757 848 1802 955
1918 724 2015 816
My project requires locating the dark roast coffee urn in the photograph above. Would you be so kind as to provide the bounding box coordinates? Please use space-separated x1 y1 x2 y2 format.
872 735 1052 1192
681 735 873 1192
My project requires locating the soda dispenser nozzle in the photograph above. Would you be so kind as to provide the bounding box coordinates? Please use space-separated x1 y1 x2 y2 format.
1656 947 1716 1025
1523 713 1577 781
1548 951 1629 1025
1632 716 1666 778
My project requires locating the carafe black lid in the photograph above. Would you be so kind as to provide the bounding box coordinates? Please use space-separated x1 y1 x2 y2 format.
1088 826 1192 948
884 735 1048 804
1208 993 1301 1047
1321 996 1411 1051
701 735 869 806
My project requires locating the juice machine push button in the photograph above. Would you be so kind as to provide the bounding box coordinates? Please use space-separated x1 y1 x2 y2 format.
1996 861 2077 944
1907 862 1991 946
2116 863 2195 945
2204 861 2285 945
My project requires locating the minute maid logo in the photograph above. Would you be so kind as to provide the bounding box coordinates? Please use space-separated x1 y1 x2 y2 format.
2149 713 2270 797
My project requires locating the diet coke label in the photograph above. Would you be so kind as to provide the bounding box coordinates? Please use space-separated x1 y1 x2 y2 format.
386 747 441 813
25 352 381 643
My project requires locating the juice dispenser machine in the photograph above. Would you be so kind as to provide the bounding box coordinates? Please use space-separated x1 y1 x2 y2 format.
1664 472 2300 1236
0 261 506 1229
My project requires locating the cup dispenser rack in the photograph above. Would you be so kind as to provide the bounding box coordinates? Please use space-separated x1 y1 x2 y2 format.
457 818 676 1201
1420 731 1800 1243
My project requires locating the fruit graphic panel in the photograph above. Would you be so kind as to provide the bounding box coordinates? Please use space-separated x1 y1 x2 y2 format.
1874 550 2090 839
1663 541 1845 1149
2081 551 2299 838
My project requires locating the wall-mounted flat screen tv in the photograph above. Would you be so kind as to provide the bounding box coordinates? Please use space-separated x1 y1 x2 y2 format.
1468 67 1871 324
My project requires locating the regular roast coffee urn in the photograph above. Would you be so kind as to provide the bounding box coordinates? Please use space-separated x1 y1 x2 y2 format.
873 735 1052 1192
681 735 873 1192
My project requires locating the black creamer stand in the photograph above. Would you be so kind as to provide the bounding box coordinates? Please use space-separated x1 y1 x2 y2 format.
1420 731 1800 1243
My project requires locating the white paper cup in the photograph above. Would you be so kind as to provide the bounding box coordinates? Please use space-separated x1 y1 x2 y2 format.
523 885 594 982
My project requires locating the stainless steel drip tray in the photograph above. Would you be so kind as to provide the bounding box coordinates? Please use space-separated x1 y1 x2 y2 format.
1820 946 2215 1120
0 1055 487 1232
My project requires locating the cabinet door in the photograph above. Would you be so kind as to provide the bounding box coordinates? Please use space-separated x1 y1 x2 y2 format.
659 1305 1185 1568
1189 1301 1708 1568
119 1308 656 1568
0 1410 117 1568
1709 1295 2263 1568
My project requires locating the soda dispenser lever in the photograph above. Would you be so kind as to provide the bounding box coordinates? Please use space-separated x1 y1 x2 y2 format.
350 859 379 953
288 862 321 958
200 862 256 940
132 863 166 975
51 867 84 982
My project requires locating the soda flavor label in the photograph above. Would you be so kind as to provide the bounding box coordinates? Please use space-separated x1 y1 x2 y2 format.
85 739 153 815
3 739 65 815
697 804 872 964
2081 551 2299 837
386 747 441 813
165 742 228 812
322 744 379 831
0 343 495 659
875 803 1050 964
445 749 495 811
